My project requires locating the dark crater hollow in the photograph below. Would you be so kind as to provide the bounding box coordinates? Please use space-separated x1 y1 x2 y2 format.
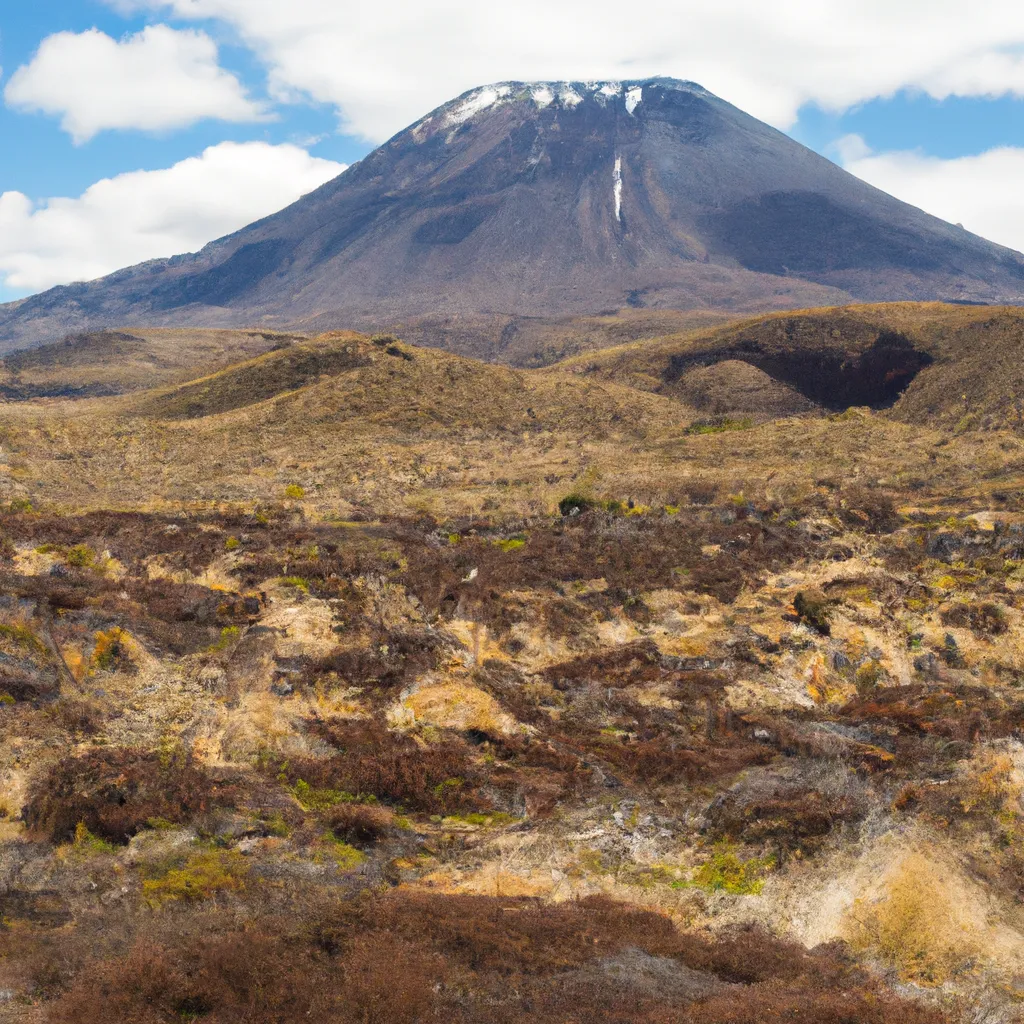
667 331 933 411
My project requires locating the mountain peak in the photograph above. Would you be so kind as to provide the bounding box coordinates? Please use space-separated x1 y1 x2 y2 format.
410 77 713 139
2 77 1023 354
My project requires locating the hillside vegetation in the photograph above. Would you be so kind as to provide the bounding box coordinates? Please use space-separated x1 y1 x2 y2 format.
0 327 304 399
562 302 1024 431
4 304 1024 1022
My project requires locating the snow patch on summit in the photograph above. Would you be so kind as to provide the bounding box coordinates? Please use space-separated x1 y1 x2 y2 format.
446 85 511 126
531 85 554 109
434 78 668 133
558 84 584 108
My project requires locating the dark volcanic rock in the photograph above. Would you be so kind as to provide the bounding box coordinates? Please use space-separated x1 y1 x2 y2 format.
2 77 1023 353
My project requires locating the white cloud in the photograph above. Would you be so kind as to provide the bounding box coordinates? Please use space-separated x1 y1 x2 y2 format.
4 25 268 143
839 135 1024 254
110 0 1024 141
0 142 345 292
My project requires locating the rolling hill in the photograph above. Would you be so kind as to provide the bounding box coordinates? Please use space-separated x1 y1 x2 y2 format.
561 301 1024 431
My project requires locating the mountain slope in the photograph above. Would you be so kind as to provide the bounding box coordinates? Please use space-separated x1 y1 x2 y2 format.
2 78 1024 353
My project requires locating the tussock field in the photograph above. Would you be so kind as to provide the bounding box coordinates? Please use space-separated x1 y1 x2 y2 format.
4 305 1024 1022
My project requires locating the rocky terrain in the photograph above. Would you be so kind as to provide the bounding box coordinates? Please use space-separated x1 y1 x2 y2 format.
1 305 1024 1021
3 79 1024 354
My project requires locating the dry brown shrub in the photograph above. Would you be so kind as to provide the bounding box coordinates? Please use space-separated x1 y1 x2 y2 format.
681 986 942 1024
706 787 865 856
940 601 1009 636
681 478 720 506
400 512 811 614
36 892 947 1024
301 627 443 691
542 640 664 689
324 802 395 846
43 697 103 736
836 485 900 533
24 747 242 844
587 733 773 787
284 719 489 814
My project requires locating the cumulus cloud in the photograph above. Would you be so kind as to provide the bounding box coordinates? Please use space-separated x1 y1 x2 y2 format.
838 135 1024 255
110 0 1024 141
0 142 345 292
4 25 268 143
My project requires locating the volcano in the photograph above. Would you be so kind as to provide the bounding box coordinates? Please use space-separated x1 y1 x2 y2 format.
2 77 1023 353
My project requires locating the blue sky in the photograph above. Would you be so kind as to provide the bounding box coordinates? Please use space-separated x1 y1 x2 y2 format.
0 1 368 198
3 1 1024 304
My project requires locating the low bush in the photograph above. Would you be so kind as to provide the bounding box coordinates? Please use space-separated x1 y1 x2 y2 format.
41 893 947 1023
940 601 1008 635
142 850 249 906
0 621 47 654
679 844 775 895
91 627 132 673
65 544 97 569
845 853 981 985
592 733 773 787
324 802 395 846
684 416 753 436
837 486 900 533
300 628 443 691
277 720 489 814
25 747 242 844
793 590 837 635
558 493 597 517
706 787 864 858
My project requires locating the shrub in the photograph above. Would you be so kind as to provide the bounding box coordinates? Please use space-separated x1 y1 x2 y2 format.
65 544 96 568
837 486 900 533
684 416 753 436
39 892 946 1024
558 493 596 517
793 591 837 635
940 601 1008 636
70 822 117 856
25 747 240 845
679 844 774 895
143 850 249 906
682 479 719 505
0 622 46 654
318 835 366 871
592 733 772 787
91 628 131 673
706 789 864 858
325 802 394 846
279 720 488 814
493 536 526 552
209 625 240 652
44 696 100 737
845 853 980 984
291 778 358 811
